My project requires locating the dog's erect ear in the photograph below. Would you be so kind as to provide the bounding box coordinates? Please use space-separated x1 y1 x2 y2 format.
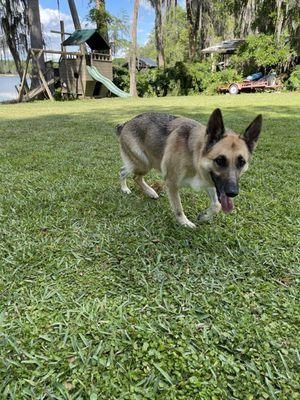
205 108 225 152
242 115 262 153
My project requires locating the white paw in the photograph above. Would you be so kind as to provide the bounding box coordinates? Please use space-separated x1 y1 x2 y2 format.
121 187 131 194
179 218 196 229
148 190 159 200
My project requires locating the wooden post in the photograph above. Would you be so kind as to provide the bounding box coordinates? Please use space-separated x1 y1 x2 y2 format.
31 48 82 56
31 50 54 101
18 53 31 102
60 20 66 52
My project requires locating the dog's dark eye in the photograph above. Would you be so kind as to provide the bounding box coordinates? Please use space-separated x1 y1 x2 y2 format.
236 156 246 168
214 155 228 168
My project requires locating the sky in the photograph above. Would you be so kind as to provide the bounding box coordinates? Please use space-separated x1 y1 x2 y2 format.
39 0 156 54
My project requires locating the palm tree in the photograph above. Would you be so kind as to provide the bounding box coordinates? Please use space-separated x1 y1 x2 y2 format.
95 0 109 41
130 0 139 96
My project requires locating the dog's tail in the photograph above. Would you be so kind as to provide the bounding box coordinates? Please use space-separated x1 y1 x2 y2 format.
115 122 125 136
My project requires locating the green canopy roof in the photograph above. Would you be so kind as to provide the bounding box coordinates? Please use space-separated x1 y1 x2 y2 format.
62 29 110 51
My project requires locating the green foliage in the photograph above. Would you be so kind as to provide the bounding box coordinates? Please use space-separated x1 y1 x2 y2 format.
0 59 31 74
286 65 300 91
136 0 299 69
163 7 189 66
113 65 130 92
88 2 130 55
113 61 243 97
0 93 299 398
231 34 296 75
88 0 111 40
198 67 244 95
0 60 18 74
139 5 189 66
112 58 126 67
139 31 157 62
108 12 130 56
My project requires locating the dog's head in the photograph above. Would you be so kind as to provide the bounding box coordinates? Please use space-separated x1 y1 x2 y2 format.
201 108 262 213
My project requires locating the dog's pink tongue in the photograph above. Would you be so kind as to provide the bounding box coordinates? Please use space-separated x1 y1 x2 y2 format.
220 194 234 213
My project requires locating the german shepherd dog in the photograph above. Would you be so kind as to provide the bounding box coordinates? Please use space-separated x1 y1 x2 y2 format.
116 109 262 228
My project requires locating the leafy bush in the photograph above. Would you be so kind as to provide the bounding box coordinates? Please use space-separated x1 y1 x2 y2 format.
286 65 300 91
113 66 130 92
231 34 295 76
112 58 127 68
113 61 243 97
187 64 243 95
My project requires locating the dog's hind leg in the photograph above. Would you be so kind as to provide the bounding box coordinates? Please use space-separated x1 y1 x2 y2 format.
134 175 159 199
120 165 132 194
166 181 195 228
119 146 135 194
198 187 221 222
119 143 154 196
120 142 158 199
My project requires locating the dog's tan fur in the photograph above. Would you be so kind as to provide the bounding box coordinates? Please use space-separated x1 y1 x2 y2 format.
116 109 262 227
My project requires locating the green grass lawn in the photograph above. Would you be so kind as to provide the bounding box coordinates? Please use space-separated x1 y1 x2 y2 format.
0 93 299 399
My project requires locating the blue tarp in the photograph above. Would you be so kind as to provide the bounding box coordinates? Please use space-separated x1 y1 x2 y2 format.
246 72 263 81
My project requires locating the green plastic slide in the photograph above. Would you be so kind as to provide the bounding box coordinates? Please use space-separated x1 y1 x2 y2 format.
87 66 131 98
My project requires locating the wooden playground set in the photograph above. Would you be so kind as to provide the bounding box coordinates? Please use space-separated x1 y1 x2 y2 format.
18 22 130 102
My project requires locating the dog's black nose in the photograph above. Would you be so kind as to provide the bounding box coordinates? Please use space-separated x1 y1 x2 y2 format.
225 181 239 198
226 190 239 198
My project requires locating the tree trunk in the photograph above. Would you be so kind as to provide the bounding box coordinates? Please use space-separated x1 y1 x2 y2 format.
234 0 256 38
1 0 29 90
67 0 86 55
166 0 177 7
130 0 139 97
154 0 165 68
275 0 284 43
198 3 203 50
67 0 81 29
95 0 109 42
28 0 46 91
2 23 25 82
186 0 200 61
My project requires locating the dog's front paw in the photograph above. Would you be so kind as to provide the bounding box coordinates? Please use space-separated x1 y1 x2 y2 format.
197 210 213 222
184 220 196 229
121 187 132 195
178 217 196 229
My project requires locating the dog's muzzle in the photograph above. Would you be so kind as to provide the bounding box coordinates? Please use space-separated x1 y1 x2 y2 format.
210 172 237 213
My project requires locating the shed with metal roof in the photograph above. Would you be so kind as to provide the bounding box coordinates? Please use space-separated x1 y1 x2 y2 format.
201 39 244 55
123 56 157 70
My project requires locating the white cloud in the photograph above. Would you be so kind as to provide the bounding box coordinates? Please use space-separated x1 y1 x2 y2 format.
40 7 74 35
39 6 74 57
39 6 95 60
140 0 184 11
140 0 154 12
